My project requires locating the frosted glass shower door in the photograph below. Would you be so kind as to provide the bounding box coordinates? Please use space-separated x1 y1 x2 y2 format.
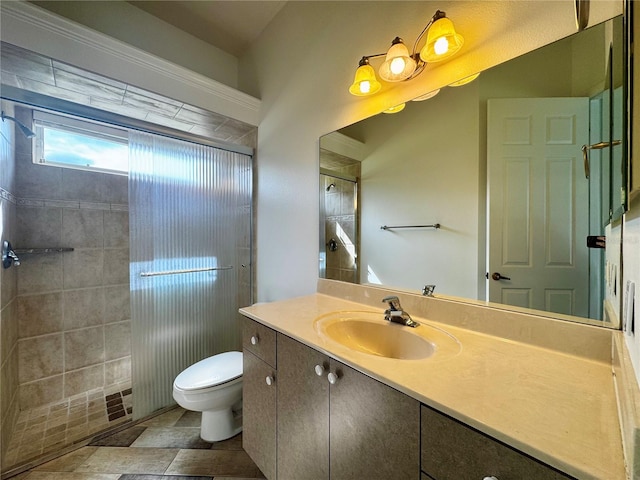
129 131 252 419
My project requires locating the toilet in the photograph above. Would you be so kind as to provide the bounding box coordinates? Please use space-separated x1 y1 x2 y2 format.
172 351 243 442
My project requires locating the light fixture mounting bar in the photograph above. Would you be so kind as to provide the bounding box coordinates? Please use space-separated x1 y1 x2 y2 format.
412 10 446 56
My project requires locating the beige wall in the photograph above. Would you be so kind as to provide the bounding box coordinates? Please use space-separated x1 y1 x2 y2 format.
620 0 640 389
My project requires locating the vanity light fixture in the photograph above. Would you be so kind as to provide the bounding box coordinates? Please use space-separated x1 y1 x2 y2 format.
349 10 464 96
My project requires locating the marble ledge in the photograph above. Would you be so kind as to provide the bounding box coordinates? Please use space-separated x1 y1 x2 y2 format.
240 280 628 479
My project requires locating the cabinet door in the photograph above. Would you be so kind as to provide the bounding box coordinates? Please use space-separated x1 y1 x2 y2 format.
421 405 573 480
243 317 277 368
277 334 330 480
243 350 277 480
329 360 420 480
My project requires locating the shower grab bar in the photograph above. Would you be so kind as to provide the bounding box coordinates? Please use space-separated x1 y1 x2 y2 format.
140 265 233 277
380 223 441 230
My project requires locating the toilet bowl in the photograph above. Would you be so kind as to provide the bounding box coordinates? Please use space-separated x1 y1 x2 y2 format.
172 351 243 442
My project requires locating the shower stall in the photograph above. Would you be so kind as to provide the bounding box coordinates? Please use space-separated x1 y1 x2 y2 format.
129 131 252 419
0 99 253 474
319 147 361 284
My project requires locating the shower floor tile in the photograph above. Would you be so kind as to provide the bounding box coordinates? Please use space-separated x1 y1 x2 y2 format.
4 385 133 473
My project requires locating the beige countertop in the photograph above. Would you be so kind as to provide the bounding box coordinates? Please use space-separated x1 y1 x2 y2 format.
240 292 626 480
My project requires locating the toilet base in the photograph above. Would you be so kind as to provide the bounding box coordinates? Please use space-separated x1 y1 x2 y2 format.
200 407 243 442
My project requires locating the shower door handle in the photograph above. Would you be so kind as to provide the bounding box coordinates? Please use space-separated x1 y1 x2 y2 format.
140 265 233 277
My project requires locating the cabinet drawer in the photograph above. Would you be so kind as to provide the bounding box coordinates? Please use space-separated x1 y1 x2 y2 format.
242 316 277 368
421 405 573 480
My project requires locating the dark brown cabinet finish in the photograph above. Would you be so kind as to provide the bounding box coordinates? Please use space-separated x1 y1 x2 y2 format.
243 349 277 480
421 405 574 480
243 317 277 367
276 333 420 480
329 358 420 479
276 334 330 479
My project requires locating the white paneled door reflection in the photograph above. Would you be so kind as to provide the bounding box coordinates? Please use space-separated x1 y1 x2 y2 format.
129 132 252 419
487 98 589 317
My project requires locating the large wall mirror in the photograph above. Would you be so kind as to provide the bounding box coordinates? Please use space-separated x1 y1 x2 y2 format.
319 16 626 328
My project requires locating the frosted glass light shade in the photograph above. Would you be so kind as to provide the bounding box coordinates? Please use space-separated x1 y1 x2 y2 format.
420 16 464 63
379 40 417 82
449 72 480 87
349 63 382 96
412 89 441 101
382 103 406 114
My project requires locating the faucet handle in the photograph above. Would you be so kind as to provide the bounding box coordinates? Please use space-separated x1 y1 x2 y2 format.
382 295 402 310
422 285 436 296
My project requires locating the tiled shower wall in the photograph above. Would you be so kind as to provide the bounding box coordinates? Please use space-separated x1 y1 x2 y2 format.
320 151 360 284
0 101 20 467
13 107 131 410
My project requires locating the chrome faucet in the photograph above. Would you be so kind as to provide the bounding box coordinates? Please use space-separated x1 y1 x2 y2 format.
382 296 419 328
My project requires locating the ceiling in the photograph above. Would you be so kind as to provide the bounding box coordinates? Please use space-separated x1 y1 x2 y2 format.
127 1 287 57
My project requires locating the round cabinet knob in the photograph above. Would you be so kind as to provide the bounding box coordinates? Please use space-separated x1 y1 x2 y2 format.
483 477 499 480
250 335 258 345
327 372 338 385
265 376 274 386
314 364 325 376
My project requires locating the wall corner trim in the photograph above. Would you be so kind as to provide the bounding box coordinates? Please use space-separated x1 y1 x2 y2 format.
1 1 261 126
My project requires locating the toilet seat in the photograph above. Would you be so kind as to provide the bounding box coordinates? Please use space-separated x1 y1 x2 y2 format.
174 351 242 391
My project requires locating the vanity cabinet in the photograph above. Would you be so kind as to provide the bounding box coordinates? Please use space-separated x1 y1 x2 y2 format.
242 316 573 480
243 318 277 480
420 405 574 480
276 333 420 480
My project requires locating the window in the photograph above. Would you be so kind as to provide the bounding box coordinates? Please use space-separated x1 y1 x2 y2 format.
33 110 129 175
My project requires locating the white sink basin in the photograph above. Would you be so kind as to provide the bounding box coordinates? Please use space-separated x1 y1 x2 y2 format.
314 311 460 360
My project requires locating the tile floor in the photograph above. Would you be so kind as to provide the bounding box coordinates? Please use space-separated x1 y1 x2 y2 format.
8 407 265 480
3 385 133 471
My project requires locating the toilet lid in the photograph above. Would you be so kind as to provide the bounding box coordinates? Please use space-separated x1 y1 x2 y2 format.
174 351 242 391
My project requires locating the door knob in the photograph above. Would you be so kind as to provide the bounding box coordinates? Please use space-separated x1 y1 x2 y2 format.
314 364 325 376
265 375 274 386
491 272 511 281
250 335 259 345
327 372 338 385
